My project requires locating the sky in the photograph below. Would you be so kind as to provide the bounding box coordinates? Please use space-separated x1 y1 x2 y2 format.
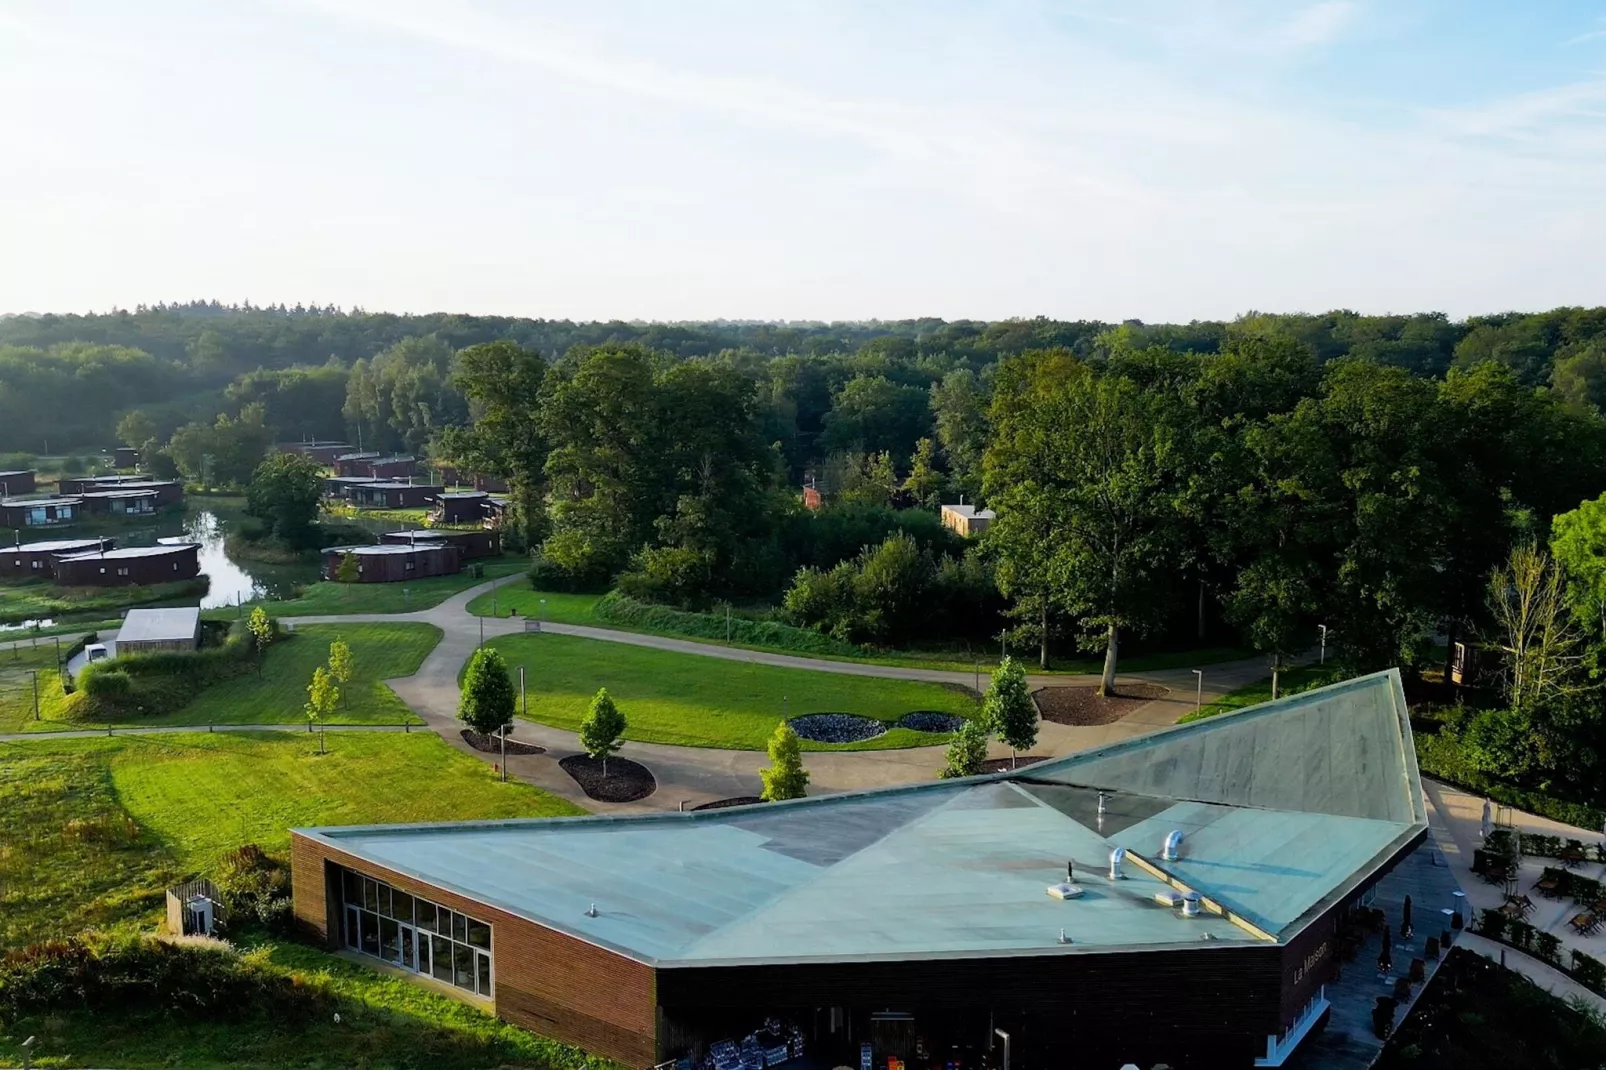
3 1 1606 323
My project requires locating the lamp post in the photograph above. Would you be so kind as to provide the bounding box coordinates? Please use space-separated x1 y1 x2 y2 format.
1191 669 1203 711
539 598 546 629
1318 624 1327 665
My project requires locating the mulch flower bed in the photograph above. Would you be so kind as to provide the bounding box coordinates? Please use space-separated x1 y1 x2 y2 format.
460 729 545 756
691 796 765 811
788 713 887 743
559 754 656 803
1032 683 1169 726
979 755 1051 774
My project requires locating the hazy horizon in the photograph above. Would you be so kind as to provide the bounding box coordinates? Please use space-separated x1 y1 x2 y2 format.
5 1 1606 322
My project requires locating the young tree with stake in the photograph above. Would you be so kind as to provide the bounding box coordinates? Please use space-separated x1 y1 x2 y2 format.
985 656 1037 769
578 687 628 776
327 638 353 707
305 665 339 755
247 606 274 675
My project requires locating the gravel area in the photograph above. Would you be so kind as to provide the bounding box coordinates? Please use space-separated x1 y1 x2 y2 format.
692 796 765 811
897 711 966 734
1033 683 1169 726
788 712 888 743
558 755 656 803
459 729 546 756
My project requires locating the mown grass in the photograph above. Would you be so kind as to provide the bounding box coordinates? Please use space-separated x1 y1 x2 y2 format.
0 732 596 1069
0 577 209 625
140 623 440 727
0 732 584 952
0 644 80 732
0 617 118 641
1177 665 1341 723
240 557 527 617
465 584 603 623
488 631 978 750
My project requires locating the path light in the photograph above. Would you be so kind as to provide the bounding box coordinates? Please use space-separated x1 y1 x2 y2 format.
1319 624 1328 664
1191 669 1203 710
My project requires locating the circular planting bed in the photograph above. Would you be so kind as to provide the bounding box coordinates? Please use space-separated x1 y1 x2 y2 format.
1033 683 1169 726
559 755 656 803
691 796 765 811
897 711 966 734
787 713 887 743
460 729 546 756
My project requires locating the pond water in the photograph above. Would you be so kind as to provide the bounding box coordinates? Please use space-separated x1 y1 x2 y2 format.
0 504 321 628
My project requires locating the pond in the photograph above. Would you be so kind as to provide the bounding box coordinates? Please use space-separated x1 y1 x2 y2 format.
0 502 322 629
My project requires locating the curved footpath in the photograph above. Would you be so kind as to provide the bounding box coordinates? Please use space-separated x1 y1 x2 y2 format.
277 575 1275 813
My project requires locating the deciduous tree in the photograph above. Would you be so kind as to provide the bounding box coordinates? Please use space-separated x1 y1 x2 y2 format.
984 656 1036 768
939 716 989 779
578 687 627 776
459 647 515 735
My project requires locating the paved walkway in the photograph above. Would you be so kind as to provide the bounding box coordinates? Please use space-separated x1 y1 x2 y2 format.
269 576 1280 812
1422 776 1606 1001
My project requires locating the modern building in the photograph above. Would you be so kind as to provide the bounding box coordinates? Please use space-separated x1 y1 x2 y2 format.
320 542 461 582
379 528 501 560
323 475 382 499
350 482 444 510
0 470 37 496
53 542 202 586
58 474 147 495
0 496 82 529
366 455 418 480
112 446 140 469
279 440 352 466
0 536 114 579
292 670 1429 1070
940 502 995 537
115 606 201 656
78 488 161 517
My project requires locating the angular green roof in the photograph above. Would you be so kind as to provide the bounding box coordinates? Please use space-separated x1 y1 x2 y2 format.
297 669 1427 967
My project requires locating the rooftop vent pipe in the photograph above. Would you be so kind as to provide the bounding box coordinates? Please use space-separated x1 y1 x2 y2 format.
585 903 598 918
1162 829 1185 861
1109 847 1127 880
1181 892 1202 918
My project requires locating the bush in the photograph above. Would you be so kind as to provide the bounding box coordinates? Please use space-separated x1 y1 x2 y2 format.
75 620 269 720
215 844 294 935
0 933 318 1022
1573 949 1606 994
594 592 862 657
80 669 131 697
615 546 716 609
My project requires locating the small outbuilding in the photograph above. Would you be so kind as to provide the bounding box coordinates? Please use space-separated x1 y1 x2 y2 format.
279 440 351 465
112 446 140 469
0 496 82 529
366 455 418 480
0 536 115 579
322 542 461 582
323 475 381 499
165 878 224 937
0 470 37 496
380 528 501 560
940 503 995 538
53 542 203 586
481 495 509 529
116 606 202 655
350 482 444 510
78 489 161 517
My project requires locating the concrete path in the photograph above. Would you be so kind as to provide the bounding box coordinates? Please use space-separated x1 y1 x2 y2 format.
1456 931 1606 1013
269 576 1281 813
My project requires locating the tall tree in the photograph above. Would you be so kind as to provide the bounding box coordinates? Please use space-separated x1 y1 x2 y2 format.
930 368 990 501
902 438 946 509
244 452 326 546
437 340 549 550
1487 543 1582 713
985 351 1182 691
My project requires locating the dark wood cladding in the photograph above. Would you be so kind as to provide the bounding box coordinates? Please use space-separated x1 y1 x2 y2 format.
320 544 461 582
659 945 1283 1067
291 833 658 1069
379 529 501 559
0 470 37 495
53 544 200 586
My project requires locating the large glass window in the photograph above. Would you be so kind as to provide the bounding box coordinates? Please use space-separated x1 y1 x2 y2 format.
336 867 493 998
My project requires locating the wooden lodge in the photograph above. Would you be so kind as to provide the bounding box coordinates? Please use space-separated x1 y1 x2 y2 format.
334 452 381 476
324 475 381 499
78 489 161 517
112 446 140 469
429 491 493 526
349 482 444 510
59 476 183 507
379 528 501 560
321 543 461 583
0 496 81 529
278 440 352 465
0 536 115 579
366 455 418 480
0 470 37 496
53 542 202 587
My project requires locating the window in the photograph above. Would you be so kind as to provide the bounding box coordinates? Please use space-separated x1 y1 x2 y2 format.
29 560 39 569
337 867 492 997
405 562 415 571
116 567 130 577
99 567 106 575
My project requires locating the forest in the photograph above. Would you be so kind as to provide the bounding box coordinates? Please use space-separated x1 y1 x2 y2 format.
8 301 1606 811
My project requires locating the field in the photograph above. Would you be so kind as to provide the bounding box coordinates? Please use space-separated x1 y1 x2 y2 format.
466 585 603 623
241 557 527 617
0 643 79 732
1178 665 1339 723
0 577 209 625
0 731 594 1069
487 631 978 750
144 622 440 727
0 731 584 952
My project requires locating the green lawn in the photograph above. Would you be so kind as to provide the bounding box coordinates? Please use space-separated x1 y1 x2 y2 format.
0 731 584 952
0 577 209 625
1178 665 1342 723
140 622 441 727
0 643 79 732
0 617 118 641
466 585 603 623
241 557 527 617
488 631 978 750
0 731 595 1069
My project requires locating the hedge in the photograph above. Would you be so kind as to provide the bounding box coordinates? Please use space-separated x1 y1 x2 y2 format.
1415 731 1606 833
73 619 278 719
592 592 864 658
1475 908 1606 998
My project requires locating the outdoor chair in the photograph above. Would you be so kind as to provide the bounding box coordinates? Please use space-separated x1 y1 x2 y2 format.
1536 874 1562 898
1569 912 1600 936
